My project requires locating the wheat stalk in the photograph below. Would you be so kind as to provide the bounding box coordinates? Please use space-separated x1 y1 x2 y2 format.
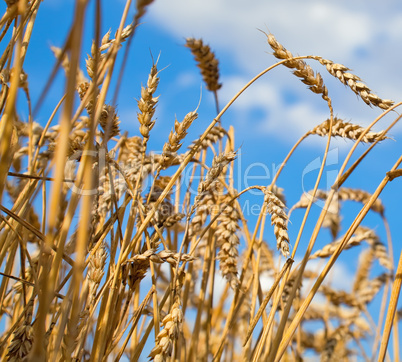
0 4 401 361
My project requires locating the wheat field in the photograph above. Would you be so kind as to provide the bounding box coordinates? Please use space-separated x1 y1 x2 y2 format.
0 1 401 361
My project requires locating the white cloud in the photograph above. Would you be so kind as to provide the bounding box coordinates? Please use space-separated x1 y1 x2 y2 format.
259 258 355 296
145 0 402 140
218 74 329 142
175 71 199 89
304 258 355 292
219 75 280 110
147 0 399 66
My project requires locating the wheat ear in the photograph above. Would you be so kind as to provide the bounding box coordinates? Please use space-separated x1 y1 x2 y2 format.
263 188 290 257
149 271 185 361
159 111 198 169
137 62 160 142
185 38 222 92
308 117 387 143
266 33 329 104
193 151 237 209
216 196 241 289
315 57 394 109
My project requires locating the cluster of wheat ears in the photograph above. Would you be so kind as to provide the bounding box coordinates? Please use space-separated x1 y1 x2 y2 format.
0 1 402 361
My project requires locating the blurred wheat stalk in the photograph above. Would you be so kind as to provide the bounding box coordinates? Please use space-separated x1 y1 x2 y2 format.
0 1 401 361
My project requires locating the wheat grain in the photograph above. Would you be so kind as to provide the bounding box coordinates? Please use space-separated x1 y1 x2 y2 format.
347 229 392 297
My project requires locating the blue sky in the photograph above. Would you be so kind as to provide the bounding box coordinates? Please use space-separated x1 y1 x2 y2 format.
127 1 402 285
3 0 402 358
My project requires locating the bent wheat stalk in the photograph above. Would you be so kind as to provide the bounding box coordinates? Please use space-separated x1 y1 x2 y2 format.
273 155 402 361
